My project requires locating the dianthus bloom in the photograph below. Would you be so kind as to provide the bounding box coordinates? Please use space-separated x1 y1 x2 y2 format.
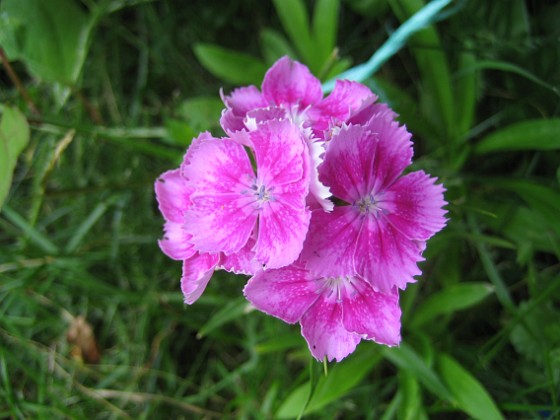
155 56 447 362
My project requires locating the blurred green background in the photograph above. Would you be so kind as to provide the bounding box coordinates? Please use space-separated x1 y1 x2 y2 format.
1 0 559 418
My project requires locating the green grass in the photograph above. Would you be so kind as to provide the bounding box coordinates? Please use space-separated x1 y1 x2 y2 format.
1 0 559 418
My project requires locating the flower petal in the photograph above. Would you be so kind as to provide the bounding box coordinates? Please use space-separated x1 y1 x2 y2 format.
301 207 360 278
244 265 321 323
342 279 401 346
347 102 398 126
382 170 447 241
309 80 375 131
155 169 192 224
262 56 322 108
320 124 379 203
250 119 308 187
184 193 257 254
181 253 220 304
255 200 311 268
219 236 261 275
221 86 267 115
354 215 424 292
301 293 361 362
182 135 254 194
158 221 196 260
364 117 413 193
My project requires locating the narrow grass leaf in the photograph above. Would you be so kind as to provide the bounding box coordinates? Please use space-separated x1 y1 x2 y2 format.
260 29 297 65
474 119 560 153
193 44 267 85
438 353 504 420
411 283 494 328
272 0 318 71
197 297 249 338
388 0 454 139
462 60 559 96
454 48 478 136
383 343 453 402
398 371 428 420
276 347 383 417
0 106 30 208
312 0 340 64
1 205 59 254
322 0 453 92
64 199 113 254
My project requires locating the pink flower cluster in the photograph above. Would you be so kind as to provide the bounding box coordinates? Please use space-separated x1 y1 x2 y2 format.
155 57 447 362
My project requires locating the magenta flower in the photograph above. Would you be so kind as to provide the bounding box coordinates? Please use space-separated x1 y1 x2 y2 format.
244 264 401 362
182 118 311 269
301 119 447 293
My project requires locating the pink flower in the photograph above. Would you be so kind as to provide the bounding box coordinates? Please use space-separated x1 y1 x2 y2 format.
244 264 401 362
301 119 447 293
182 119 311 269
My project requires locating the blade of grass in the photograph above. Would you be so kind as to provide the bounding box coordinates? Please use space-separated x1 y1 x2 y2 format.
1 205 59 254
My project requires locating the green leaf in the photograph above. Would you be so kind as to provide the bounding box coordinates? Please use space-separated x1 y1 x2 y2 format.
272 0 320 73
474 119 560 154
0 106 30 208
383 343 453 401
260 29 297 65
311 0 340 64
0 0 94 85
193 44 267 85
196 297 249 338
388 0 454 140
454 47 478 136
276 347 383 417
410 283 494 328
398 371 428 420
492 179 560 237
438 353 504 420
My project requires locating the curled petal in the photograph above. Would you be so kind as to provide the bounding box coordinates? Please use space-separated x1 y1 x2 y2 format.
244 265 320 324
155 169 192 224
262 56 322 108
221 86 267 115
309 80 376 131
301 293 361 362
342 280 401 346
382 171 447 241
181 253 220 304
159 221 196 260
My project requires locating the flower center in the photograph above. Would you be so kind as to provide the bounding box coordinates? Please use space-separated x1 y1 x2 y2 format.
322 275 355 303
355 195 380 215
251 183 275 208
